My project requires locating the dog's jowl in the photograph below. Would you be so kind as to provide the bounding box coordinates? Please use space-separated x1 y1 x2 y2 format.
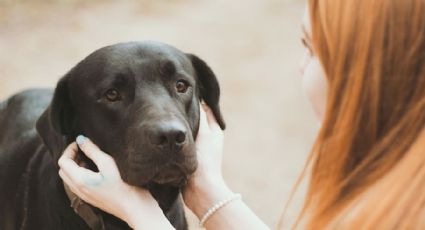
0 41 225 230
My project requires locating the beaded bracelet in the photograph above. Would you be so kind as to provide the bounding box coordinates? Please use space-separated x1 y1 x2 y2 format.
199 193 242 227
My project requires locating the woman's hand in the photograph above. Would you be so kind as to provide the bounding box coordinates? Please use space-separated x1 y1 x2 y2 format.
58 137 173 229
182 104 233 219
192 103 225 184
183 104 269 230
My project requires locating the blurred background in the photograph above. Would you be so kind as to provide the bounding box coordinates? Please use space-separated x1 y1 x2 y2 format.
0 0 318 228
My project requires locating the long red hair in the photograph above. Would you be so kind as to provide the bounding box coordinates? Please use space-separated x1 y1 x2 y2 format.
283 0 425 228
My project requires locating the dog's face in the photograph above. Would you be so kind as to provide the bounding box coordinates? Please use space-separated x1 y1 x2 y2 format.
36 41 225 188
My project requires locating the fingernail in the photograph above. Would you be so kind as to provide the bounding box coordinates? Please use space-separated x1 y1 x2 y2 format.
76 135 86 145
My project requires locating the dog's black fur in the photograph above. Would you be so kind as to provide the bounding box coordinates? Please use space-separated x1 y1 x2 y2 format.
0 41 225 230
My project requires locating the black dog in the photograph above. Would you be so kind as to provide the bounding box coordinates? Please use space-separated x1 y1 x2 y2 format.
0 41 225 230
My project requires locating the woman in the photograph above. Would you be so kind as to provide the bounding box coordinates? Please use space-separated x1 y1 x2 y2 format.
58 0 425 229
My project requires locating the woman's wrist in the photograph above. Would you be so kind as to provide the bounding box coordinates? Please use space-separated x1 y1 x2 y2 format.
122 187 174 230
184 174 234 219
127 210 174 230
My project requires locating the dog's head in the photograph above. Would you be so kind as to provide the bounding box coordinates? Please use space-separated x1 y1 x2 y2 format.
36 41 225 188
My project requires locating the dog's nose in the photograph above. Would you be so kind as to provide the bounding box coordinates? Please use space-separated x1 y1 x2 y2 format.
148 122 187 147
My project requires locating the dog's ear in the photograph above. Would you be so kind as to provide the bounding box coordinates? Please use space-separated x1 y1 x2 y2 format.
187 54 225 130
36 76 74 160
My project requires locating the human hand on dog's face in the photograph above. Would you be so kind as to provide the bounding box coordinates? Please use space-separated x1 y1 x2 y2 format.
182 104 233 218
192 103 225 183
58 137 173 229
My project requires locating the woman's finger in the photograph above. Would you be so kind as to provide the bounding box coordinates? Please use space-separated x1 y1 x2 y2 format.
59 169 84 195
198 103 211 134
58 146 85 180
202 103 221 131
59 142 79 162
76 135 115 172
60 169 97 204
60 159 104 187
59 147 103 187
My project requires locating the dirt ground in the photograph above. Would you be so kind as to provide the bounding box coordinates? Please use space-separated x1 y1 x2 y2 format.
0 0 318 228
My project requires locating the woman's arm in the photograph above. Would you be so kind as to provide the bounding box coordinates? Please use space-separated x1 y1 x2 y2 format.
184 175 269 230
182 104 269 230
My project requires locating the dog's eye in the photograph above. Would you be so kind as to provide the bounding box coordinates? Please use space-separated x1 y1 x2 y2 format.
105 89 121 102
176 80 189 93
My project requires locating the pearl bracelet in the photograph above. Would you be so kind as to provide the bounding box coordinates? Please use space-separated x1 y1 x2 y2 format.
199 193 242 227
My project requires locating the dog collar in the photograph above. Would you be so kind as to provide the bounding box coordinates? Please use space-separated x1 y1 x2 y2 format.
63 183 106 230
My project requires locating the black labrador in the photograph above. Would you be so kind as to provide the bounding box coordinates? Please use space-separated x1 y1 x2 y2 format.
0 41 225 230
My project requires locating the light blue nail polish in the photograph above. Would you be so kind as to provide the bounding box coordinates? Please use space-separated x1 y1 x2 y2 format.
76 135 86 145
